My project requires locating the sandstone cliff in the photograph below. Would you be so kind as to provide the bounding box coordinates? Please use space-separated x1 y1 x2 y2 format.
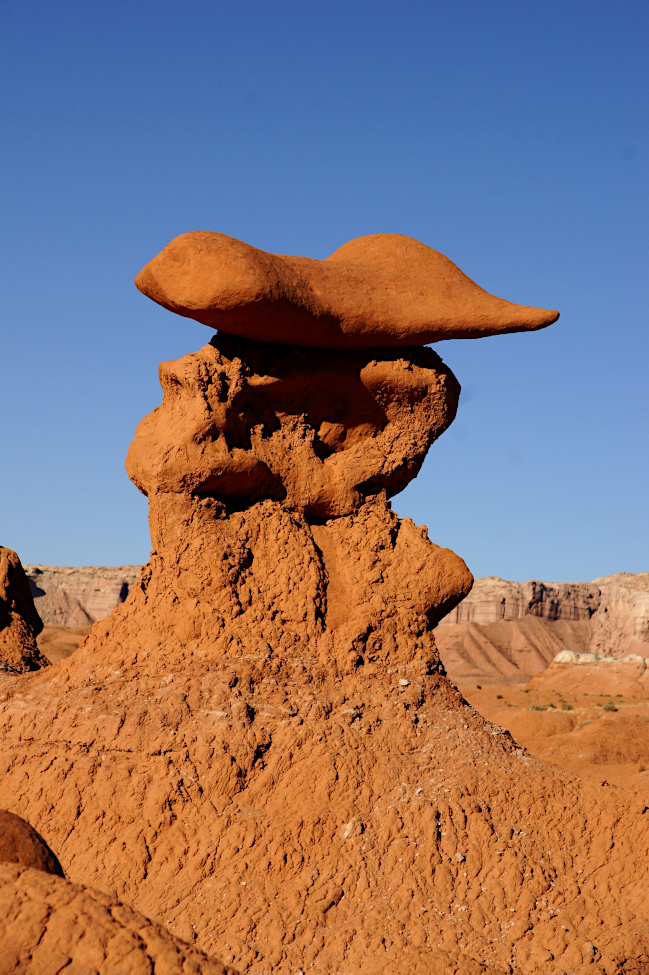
438 573 649 678
24 564 141 627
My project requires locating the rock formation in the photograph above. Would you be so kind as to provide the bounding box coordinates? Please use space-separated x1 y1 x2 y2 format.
440 576 602 626
3 232 649 973
24 564 140 628
29 565 649 687
0 811 64 877
136 231 559 347
590 572 649 657
438 574 649 679
0 547 46 673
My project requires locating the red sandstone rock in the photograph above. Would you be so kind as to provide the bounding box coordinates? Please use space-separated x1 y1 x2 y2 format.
10 247 648 974
0 863 233 974
0 811 64 877
0 547 46 673
126 335 460 518
135 232 559 349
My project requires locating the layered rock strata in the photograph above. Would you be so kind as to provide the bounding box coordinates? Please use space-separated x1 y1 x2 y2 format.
24 564 140 628
3 232 649 973
0 547 45 673
439 574 649 668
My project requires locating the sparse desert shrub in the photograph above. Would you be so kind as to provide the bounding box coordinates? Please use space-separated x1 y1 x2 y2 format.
639 763 646 773
528 705 546 711
602 700 618 712
561 702 573 711
496 694 503 699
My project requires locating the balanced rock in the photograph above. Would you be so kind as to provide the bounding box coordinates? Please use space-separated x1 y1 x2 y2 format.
14 237 649 974
126 334 460 518
0 811 64 877
135 231 559 349
0 546 46 673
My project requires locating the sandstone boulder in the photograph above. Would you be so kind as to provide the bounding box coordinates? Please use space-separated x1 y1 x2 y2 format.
0 811 64 877
135 231 559 348
0 547 46 673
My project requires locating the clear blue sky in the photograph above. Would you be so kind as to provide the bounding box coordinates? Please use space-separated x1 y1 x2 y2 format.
1 1 647 582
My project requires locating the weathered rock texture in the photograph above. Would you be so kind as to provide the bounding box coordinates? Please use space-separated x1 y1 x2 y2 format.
5 345 649 972
590 573 649 657
24 564 140 628
4 564 649 973
0 863 232 974
0 811 64 877
0 547 45 673
126 335 460 519
136 232 559 348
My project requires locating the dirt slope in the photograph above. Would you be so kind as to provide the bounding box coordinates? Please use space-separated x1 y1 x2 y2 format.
436 617 591 682
0 863 232 974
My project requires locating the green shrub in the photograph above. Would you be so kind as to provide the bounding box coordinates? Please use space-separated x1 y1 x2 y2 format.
602 700 618 712
528 705 546 711
561 702 573 711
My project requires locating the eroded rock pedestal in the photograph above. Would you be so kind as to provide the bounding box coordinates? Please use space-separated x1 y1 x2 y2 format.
2 234 648 975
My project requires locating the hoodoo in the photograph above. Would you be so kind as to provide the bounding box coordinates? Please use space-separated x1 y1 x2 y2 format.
2 232 649 974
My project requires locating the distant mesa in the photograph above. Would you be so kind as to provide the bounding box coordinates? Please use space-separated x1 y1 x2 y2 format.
0 810 64 877
135 231 559 349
